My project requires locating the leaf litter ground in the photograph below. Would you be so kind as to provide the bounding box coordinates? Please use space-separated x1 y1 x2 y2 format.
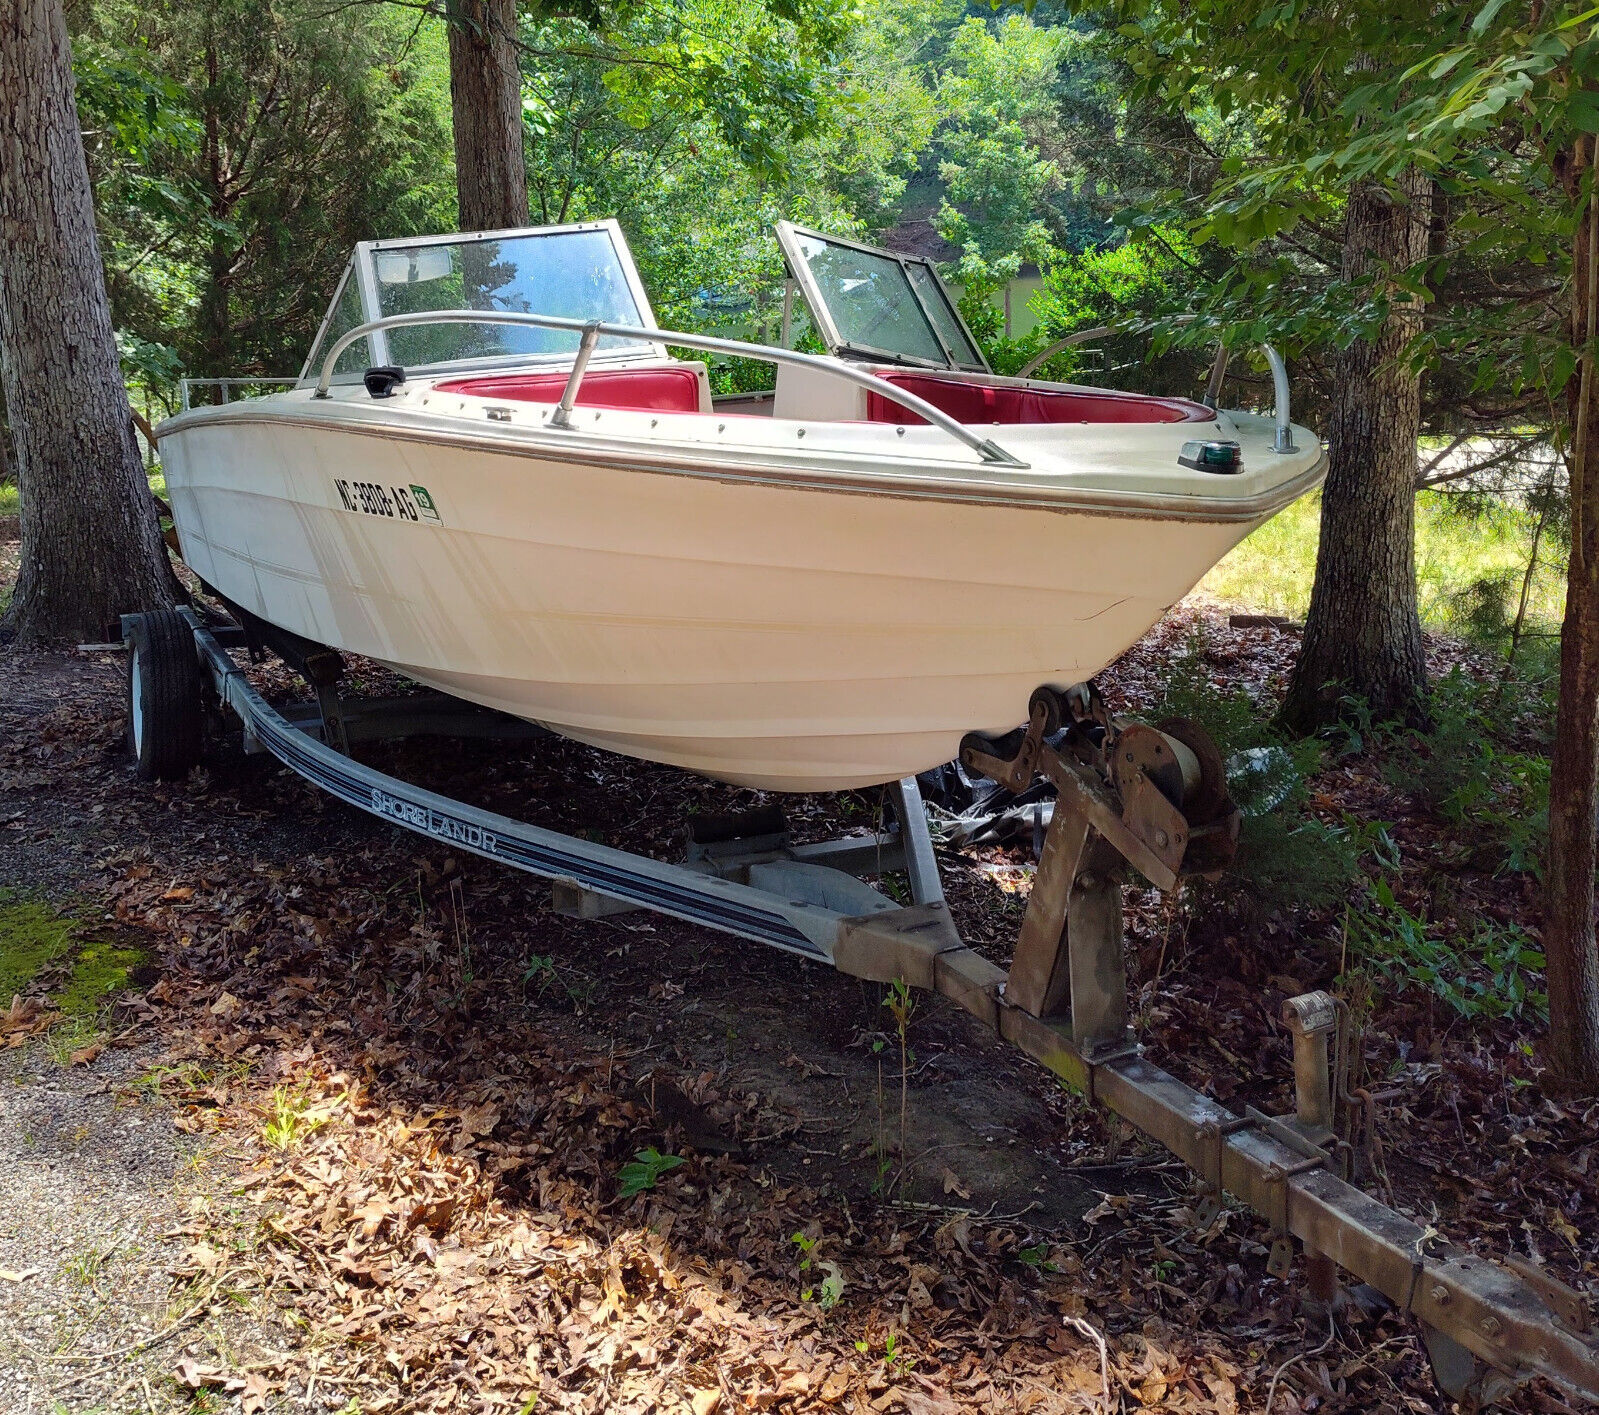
0 583 1592 1413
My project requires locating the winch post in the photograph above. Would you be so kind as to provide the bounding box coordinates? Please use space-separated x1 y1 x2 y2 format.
1000 802 1130 1055
1282 991 1340 1306
1283 993 1335 1135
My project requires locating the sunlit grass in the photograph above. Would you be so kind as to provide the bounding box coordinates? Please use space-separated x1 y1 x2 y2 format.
1200 491 1566 638
0 471 164 521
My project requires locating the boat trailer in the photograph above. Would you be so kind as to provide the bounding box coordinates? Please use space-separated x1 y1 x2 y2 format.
123 604 1598 1411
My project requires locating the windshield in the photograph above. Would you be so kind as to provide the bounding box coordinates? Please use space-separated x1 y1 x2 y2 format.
375 229 650 367
302 225 656 381
776 223 988 372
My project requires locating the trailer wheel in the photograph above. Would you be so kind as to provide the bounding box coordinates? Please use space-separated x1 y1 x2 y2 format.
125 610 204 781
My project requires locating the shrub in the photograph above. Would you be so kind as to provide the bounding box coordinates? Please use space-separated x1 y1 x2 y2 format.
1346 877 1547 1022
1146 638 1362 911
1383 668 1549 877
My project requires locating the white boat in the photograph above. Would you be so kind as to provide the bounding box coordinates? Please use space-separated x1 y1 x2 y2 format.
156 219 1325 791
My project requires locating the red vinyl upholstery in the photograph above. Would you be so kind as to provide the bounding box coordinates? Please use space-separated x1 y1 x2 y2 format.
864 372 1214 426
435 366 704 414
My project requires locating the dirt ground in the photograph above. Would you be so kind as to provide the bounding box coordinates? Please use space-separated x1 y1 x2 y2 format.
0 533 1592 1414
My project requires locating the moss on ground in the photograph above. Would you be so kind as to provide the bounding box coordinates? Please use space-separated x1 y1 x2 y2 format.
0 890 145 1015
56 939 148 1015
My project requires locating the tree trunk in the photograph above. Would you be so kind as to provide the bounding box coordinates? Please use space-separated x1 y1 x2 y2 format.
446 0 528 232
1544 134 1599 1091
0 0 176 644
1280 173 1432 732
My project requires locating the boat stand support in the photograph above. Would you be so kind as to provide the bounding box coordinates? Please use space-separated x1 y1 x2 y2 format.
130 606 1599 1411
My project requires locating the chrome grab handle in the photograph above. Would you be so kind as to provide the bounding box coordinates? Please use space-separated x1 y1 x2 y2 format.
312 310 1029 468
550 321 601 430
1016 322 1297 454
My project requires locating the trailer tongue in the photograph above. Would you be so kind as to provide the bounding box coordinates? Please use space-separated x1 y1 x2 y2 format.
125 604 1598 1411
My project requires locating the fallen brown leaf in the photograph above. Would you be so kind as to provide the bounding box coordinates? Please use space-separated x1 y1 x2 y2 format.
939 1167 971 1200
173 1358 227 1389
241 1371 270 1413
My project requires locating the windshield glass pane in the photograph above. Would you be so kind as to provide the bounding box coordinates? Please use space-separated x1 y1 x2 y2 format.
305 264 370 380
906 263 982 368
791 232 947 365
372 230 649 367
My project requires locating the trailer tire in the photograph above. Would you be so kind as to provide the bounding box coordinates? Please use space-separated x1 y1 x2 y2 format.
126 610 204 781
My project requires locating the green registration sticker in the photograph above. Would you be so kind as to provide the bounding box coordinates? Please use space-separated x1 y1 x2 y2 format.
410 484 442 523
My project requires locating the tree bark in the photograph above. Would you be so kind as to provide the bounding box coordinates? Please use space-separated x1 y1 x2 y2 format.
1281 172 1432 732
1544 134 1599 1091
446 0 528 232
0 0 176 644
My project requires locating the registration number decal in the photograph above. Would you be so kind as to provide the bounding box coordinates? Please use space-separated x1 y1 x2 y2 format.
334 478 442 525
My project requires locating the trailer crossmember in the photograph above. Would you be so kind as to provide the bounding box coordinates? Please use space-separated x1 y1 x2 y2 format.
124 606 1599 1411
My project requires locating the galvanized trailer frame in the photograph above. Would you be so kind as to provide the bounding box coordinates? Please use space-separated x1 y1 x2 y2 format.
125 605 1598 1411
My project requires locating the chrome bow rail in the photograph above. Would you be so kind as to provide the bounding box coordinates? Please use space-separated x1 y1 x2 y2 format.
1017 323 1297 454
180 376 298 411
312 311 1030 468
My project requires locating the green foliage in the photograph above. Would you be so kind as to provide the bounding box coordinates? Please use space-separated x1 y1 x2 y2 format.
617 1146 685 1197
1154 646 1552 1017
1016 1242 1062 1274
262 1084 331 1151
1025 231 1201 384
1068 0 1586 450
79 0 457 399
519 0 935 378
855 1330 916 1370
1383 668 1550 877
792 1231 845 1309
933 17 1066 267
1347 877 1548 1022
1235 816 1364 915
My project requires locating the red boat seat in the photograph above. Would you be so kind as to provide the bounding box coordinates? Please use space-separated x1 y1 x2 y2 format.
434 365 704 414
864 371 1214 426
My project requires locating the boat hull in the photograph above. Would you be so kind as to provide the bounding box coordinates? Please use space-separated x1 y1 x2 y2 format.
160 415 1302 790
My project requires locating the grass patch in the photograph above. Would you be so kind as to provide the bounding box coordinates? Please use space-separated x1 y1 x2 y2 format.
55 939 147 1015
261 1084 339 1151
0 890 146 1044
1201 491 1566 638
45 1014 107 1066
